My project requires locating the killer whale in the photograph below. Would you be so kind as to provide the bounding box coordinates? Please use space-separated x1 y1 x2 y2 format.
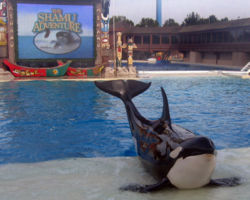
95 80 240 192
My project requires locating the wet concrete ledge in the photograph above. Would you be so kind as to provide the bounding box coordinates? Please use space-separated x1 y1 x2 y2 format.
0 70 248 82
0 148 249 200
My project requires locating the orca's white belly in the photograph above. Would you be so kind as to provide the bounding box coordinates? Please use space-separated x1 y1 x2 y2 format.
167 154 216 189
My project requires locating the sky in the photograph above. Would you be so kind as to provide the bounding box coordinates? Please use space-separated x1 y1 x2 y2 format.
109 0 250 24
17 3 94 36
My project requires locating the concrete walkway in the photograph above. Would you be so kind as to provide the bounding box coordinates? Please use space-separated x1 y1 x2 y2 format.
0 148 249 200
0 67 14 82
0 67 248 82
138 70 248 78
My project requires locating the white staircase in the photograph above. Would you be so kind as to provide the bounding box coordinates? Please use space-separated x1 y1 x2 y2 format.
241 62 250 71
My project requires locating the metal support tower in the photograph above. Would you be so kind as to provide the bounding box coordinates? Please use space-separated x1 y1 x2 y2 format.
156 0 162 26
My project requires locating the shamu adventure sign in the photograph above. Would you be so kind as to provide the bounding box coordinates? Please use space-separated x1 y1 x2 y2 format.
32 9 82 33
17 3 94 59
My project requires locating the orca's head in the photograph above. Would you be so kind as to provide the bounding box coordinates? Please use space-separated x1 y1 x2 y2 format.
170 136 216 160
167 136 216 189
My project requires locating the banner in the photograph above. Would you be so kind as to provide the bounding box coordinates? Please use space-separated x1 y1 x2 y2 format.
0 0 7 47
0 0 7 19
17 3 94 59
0 19 7 46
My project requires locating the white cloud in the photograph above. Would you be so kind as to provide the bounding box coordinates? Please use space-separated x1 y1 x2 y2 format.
79 26 94 37
110 0 156 24
17 13 37 36
110 0 250 24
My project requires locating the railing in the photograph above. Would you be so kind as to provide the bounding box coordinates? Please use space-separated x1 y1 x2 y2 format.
241 62 250 71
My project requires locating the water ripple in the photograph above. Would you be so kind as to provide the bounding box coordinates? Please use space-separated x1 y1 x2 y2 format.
0 77 249 164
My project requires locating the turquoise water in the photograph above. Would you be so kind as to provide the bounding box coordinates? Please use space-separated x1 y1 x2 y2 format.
0 77 249 164
18 36 94 59
135 62 235 71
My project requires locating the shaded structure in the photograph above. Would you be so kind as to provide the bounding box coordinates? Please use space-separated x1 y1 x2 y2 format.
0 0 7 59
111 18 250 68
2 0 250 70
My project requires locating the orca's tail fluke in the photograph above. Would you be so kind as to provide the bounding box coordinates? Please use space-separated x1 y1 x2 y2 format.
95 80 151 101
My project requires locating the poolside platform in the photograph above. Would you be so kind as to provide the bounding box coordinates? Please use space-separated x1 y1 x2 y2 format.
0 67 14 82
0 148 249 200
138 70 248 78
0 69 248 82
0 60 249 82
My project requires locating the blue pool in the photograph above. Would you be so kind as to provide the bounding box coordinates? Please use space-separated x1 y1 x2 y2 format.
134 62 235 71
0 77 249 164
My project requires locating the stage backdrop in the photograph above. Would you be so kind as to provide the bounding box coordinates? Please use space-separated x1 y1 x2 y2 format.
17 3 94 59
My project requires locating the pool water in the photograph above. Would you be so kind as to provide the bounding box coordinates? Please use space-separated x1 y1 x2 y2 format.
0 77 249 164
134 62 235 71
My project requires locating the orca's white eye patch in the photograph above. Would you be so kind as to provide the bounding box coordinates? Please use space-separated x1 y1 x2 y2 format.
170 146 183 159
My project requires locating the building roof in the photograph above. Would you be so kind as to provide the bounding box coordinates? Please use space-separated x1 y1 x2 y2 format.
179 18 250 33
122 26 180 34
110 22 180 34
111 18 250 35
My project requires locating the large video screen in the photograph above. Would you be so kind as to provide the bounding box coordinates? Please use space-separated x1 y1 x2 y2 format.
17 3 94 60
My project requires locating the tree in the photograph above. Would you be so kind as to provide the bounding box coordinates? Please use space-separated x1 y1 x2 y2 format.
136 18 159 28
182 12 227 26
208 15 218 24
182 12 201 26
163 18 179 27
199 17 209 25
110 16 134 27
221 17 229 22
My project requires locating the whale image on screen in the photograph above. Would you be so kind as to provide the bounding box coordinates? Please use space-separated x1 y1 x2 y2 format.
34 30 81 54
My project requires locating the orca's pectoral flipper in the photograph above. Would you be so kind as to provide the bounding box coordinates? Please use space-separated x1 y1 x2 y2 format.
120 178 173 193
95 80 151 101
208 177 241 187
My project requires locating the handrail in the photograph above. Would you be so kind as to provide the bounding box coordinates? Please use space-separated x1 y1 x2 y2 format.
241 62 250 71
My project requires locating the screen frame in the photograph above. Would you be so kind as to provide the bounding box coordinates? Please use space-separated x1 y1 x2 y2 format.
13 0 97 64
